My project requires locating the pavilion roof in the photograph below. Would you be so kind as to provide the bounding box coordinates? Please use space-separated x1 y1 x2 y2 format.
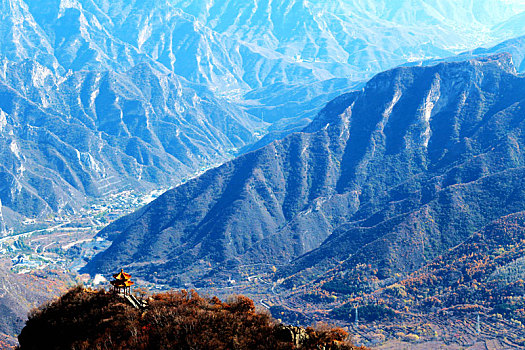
113 268 132 280
110 279 134 287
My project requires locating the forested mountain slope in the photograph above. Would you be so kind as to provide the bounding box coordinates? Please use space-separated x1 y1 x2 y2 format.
86 54 525 290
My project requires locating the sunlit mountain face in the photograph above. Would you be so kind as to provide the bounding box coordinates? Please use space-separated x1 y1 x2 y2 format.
171 0 525 78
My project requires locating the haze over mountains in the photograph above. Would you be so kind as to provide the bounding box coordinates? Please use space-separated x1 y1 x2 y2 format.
1 0 525 231
0 61 262 222
176 0 525 76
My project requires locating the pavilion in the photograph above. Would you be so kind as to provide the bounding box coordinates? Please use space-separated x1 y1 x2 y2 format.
110 268 134 295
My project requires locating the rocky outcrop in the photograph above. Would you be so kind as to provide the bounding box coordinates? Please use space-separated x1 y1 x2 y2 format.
0 199 6 236
275 325 310 347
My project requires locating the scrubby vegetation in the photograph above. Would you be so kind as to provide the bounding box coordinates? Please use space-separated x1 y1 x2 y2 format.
386 213 525 321
18 287 367 350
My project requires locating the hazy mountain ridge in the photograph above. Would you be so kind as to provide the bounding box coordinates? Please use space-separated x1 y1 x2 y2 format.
466 35 525 72
0 0 356 226
0 58 263 221
174 0 525 76
5 0 335 95
405 34 525 74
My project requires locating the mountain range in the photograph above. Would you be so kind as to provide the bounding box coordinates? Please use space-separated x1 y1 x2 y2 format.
85 53 525 296
0 59 263 223
3 1 525 347
2 0 525 231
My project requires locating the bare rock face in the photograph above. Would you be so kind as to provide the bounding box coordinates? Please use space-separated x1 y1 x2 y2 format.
0 199 6 237
275 325 310 347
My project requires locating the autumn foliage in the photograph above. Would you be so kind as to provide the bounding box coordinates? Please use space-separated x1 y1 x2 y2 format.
18 287 367 350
